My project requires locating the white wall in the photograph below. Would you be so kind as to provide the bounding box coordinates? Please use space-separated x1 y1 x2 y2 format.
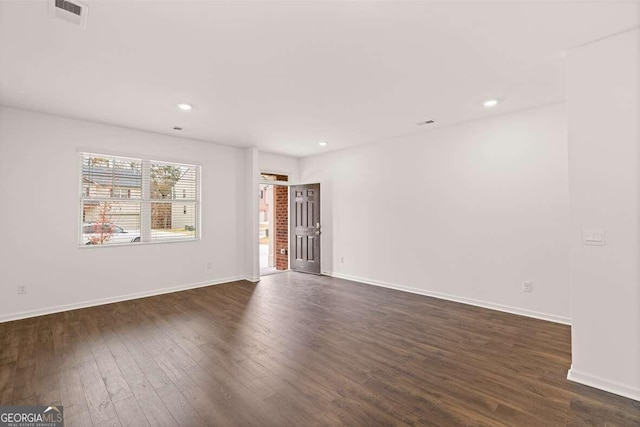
566 29 640 400
0 107 249 321
259 152 300 184
244 147 260 281
300 104 571 322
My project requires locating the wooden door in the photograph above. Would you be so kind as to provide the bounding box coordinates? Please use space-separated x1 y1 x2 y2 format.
290 184 321 274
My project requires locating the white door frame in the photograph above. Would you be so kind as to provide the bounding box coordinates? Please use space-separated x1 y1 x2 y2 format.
259 171 291 275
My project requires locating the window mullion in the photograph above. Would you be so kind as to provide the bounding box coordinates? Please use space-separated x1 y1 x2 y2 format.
78 153 85 245
195 166 201 239
141 159 151 243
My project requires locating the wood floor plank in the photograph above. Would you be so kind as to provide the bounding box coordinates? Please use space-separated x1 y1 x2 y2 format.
34 372 61 406
0 323 19 366
94 353 134 403
33 318 60 381
129 381 178 427
93 417 122 427
51 316 76 372
180 384 247 426
113 395 150 427
182 362 268 426
120 337 173 391
100 333 147 388
70 322 97 365
64 409 94 427
0 370 14 406
11 365 36 405
1 272 639 426
15 323 37 370
77 358 118 424
155 383 205 426
59 367 90 420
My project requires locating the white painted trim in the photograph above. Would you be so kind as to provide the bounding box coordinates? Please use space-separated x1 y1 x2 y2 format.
76 146 204 167
327 272 571 325
260 179 290 186
568 365 640 402
0 276 249 324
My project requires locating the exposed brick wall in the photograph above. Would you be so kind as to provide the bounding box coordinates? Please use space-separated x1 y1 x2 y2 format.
274 185 289 270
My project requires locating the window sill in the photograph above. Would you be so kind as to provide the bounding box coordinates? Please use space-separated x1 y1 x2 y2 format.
78 237 201 249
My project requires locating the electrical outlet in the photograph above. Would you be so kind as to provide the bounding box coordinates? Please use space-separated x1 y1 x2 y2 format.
18 285 27 295
340 257 345 264
522 281 533 293
206 262 213 270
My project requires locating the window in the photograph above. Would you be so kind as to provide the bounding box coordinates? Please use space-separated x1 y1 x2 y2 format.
80 153 200 246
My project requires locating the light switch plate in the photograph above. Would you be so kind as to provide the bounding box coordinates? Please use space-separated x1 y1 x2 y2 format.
583 228 605 246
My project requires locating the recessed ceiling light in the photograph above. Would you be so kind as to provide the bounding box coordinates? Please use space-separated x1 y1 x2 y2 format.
177 103 192 111
318 141 328 146
483 99 499 108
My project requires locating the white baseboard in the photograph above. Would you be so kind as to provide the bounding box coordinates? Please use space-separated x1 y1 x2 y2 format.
0 275 249 323
568 366 640 401
327 272 571 325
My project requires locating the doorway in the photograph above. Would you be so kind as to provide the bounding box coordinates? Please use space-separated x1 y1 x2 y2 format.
259 173 289 276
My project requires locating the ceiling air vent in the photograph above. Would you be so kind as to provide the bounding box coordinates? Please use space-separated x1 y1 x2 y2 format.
49 0 89 28
56 0 81 15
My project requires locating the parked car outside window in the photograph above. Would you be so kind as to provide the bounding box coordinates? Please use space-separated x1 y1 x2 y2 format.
82 222 140 245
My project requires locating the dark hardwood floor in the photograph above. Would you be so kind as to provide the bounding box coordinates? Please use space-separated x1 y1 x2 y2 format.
1 272 639 426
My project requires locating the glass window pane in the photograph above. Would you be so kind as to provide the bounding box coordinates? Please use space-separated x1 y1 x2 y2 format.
150 201 197 242
150 162 197 200
82 201 141 245
82 154 142 199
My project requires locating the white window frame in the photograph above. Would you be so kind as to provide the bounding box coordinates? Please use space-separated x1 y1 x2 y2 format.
79 152 201 248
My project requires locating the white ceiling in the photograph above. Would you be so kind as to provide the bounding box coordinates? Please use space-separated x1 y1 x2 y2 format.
0 1 638 157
